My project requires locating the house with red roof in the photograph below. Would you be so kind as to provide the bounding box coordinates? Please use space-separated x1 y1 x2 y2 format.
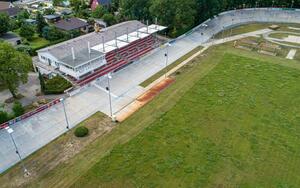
90 0 111 11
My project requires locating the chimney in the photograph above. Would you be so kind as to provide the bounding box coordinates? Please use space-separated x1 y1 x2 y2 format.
115 31 118 47
102 36 105 52
88 42 91 57
137 24 139 38
155 17 158 29
71 47 75 60
126 27 129 42
146 20 149 33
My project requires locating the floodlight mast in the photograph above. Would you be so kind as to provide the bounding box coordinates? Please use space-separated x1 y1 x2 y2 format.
6 127 29 176
164 43 171 78
60 98 70 129
106 73 113 119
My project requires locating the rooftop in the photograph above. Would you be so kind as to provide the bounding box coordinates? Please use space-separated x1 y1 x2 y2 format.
0 32 21 43
54 18 88 31
0 7 20 17
38 20 167 68
43 14 61 20
0 1 11 10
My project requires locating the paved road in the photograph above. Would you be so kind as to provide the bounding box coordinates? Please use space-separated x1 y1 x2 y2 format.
0 27 272 173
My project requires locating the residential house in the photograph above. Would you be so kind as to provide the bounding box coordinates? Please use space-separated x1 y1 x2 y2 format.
0 1 20 17
54 18 89 33
90 0 111 11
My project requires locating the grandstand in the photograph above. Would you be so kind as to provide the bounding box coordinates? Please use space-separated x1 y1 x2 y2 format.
36 20 166 86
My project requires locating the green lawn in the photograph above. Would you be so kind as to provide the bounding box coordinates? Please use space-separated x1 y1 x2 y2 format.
72 53 300 187
28 34 51 50
3 44 300 187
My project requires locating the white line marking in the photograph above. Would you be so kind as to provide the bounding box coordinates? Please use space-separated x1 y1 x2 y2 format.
92 83 118 98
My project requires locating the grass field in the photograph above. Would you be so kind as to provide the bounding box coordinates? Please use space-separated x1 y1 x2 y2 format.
71 50 300 187
3 43 300 187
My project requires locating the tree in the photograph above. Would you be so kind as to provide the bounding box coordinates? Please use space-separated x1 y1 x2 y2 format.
16 10 30 21
19 24 35 40
91 5 107 18
119 0 150 20
42 26 65 41
0 13 10 36
43 8 55 15
36 11 47 36
102 13 116 26
53 0 63 6
70 0 89 17
0 42 32 98
12 101 25 117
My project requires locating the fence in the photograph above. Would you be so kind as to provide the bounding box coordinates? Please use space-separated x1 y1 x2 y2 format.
0 99 61 129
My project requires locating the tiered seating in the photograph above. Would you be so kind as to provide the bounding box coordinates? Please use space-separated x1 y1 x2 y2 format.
76 35 157 87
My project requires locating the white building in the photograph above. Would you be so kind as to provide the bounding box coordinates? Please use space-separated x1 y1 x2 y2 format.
36 20 166 84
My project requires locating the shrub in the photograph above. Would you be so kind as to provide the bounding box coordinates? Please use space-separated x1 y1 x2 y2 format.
44 76 72 94
0 111 9 124
16 45 34 55
74 126 89 137
12 101 25 117
42 26 65 41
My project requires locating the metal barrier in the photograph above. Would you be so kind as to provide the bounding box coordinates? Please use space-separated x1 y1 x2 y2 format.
0 99 61 129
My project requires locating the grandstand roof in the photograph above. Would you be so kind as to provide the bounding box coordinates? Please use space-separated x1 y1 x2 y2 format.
38 20 166 68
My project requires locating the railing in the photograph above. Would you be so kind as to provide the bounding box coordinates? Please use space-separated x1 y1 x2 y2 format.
0 99 62 129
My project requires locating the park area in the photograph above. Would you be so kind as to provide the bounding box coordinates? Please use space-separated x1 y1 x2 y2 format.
1 43 300 187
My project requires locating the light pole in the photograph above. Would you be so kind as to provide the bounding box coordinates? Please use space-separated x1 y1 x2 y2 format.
230 19 234 37
291 0 294 8
222 26 225 41
60 98 70 129
164 43 171 78
272 0 275 7
106 73 113 119
5 127 29 176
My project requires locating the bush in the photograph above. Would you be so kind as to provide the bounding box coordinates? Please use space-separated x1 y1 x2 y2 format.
42 26 65 41
16 45 34 55
12 101 25 117
44 76 72 94
74 126 89 137
0 111 9 124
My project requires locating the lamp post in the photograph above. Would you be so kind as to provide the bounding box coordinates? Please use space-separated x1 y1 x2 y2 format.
5 127 29 176
291 0 294 8
60 98 70 129
230 19 234 37
106 73 113 119
272 0 275 7
164 43 171 78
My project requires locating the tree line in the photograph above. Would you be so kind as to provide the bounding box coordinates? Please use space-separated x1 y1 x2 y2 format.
115 0 300 37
